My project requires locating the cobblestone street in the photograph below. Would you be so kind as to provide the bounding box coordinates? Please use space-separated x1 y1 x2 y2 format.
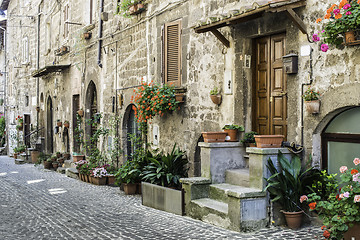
0 156 323 239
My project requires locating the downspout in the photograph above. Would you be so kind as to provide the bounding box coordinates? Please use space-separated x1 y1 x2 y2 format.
301 47 313 159
97 0 104 68
37 2 43 136
0 25 7 153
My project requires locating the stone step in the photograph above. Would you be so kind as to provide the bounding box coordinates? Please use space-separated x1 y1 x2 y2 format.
225 168 250 187
14 159 25 165
210 183 265 199
66 168 79 180
57 167 66 174
64 160 76 169
191 198 231 229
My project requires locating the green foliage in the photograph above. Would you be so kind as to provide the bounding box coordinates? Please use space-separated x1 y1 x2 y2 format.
141 144 188 189
302 87 320 101
210 87 219 95
241 131 257 144
311 170 338 201
36 152 50 165
14 145 26 153
116 0 143 17
115 160 142 184
307 158 360 239
222 124 244 131
264 151 319 212
0 116 5 147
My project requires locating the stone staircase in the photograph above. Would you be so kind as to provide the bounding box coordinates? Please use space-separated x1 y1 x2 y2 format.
181 143 292 232
183 168 267 232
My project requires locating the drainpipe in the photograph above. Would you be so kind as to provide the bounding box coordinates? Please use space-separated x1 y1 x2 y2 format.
301 47 313 159
36 2 43 136
97 0 104 68
0 25 7 153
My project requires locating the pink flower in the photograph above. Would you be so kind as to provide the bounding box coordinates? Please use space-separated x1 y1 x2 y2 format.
300 195 308 203
312 34 320 42
340 166 348 173
339 193 344 199
353 173 360 182
354 195 360 203
343 4 351 10
333 8 340 15
354 158 360 165
346 11 352 15
344 192 350 198
321 44 329 52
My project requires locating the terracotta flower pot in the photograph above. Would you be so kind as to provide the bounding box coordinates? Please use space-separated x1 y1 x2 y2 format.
254 135 284 148
77 109 84 117
343 222 360 240
123 183 137 195
64 153 70 160
57 121 62 127
202 132 227 143
345 31 356 44
107 175 115 185
64 122 70 128
31 150 40 164
282 211 303 230
305 100 320 114
13 153 18 159
224 129 238 142
52 162 59 170
175 93 185 103
44 161 52 169
73 155 85 162
210 94 222 105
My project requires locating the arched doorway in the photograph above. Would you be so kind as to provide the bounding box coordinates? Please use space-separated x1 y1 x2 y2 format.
322 107 360 174
123 104 141 161
85 81 97 155
46 96 53 153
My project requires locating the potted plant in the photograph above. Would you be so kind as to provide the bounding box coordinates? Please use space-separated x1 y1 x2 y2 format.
264 151 318 230
302 86 321 114
44 158 52 169
254 135 284 148
210 87 222 105
52 161 59 170
313 0 360 50
222 124 244 142
63 120 70 128
201 131 228 143
56 120 62 127
132 81 180 124
56 151 61 158
63 152 70 160
115 161 141 194
73 152 85 162
306 157 360 239
77 109 84 117
90 167 108 185
117 0 146 17
16 116 23 127
241 131 257 147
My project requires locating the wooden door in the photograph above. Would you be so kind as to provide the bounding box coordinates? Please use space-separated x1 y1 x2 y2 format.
254 34 287 138
24 114 31 147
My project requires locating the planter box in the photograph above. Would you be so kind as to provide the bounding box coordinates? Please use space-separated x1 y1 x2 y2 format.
254 135 284 148
141 182 184 216
90 176 106 185
202 132 227 143
73 155 85 162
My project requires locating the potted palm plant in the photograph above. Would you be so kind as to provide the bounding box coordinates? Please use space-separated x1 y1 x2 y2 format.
222 124 244 142
264 151 318 230
115 161 141 195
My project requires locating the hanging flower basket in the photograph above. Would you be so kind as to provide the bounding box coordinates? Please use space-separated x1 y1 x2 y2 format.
210 94 222 105
305 100 321 114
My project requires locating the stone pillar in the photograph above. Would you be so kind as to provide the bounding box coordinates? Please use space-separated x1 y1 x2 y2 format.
180 177 211 216
246 147 291 190
198 142 246 184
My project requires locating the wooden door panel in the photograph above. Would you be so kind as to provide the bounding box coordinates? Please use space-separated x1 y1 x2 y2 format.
254 34 287 139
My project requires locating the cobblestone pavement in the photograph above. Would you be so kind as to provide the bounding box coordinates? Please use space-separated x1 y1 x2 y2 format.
0 156 323 240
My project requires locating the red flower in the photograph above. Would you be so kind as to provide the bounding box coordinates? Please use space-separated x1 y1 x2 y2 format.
351 169 359 175
323 230 330 238
321 225 326 230
309 202 317 210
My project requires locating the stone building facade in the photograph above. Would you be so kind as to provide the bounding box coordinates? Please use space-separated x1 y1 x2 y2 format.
1 0 360 175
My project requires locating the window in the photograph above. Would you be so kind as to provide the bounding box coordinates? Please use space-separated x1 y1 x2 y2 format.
64 4 70 38
85 0 93 25
22 37 29 64
46 22 51 53
163 20 182 86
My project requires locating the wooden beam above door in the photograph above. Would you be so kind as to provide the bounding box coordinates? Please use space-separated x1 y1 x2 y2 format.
210 29 230 48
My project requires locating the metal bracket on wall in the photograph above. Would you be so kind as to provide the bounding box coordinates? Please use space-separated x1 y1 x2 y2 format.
210 29 230 48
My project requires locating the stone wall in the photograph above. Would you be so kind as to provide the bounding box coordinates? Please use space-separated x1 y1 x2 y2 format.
4 0 360 173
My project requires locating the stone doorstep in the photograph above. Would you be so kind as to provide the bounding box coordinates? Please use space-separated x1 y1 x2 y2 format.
225 168 250 187
192 198 228 216
57 167 66 174
63 160 76 169
65 168 79 180
211 183 265 199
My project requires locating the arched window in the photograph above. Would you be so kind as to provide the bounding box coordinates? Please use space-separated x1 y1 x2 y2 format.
322 107 360 174
124 104 141 161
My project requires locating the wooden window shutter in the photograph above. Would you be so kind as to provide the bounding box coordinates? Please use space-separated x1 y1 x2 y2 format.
164 20 181 87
